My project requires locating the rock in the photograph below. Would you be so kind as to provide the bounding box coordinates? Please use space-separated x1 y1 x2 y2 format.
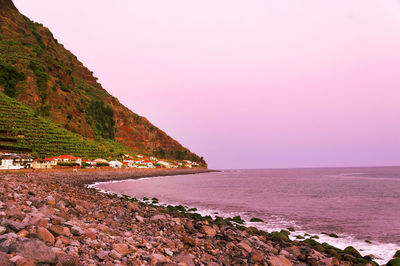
70 226 84 236
173 253 195 266
238 241 252 253
0 252 12 266
85 230 97 240
127 202 139 211
49 225 71 237
96 250 109 261
387 258 400 266
0 233 19 253
151 253 167 264
135 215 145 223
46 196 56 205
343 246 362 258
321 257 340 266
109 249 122 260
97 224 108 232
10 255 36 266
0 226 6 235
182 236 196 246
10 239 57 264
164 248 173 257
36 227 55 244
267 255 293 266
56 252 80 266
0 218 25 231
251 250 265 262
285 246 301 258
202 225 216 237
112 243 130 256
150 215 166 221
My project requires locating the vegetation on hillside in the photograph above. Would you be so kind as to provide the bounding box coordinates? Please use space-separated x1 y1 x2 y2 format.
0 1 206 165
0 92 135 159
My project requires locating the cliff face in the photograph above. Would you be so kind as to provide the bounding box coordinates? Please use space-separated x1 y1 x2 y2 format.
0 1 205 164
0 0 17 11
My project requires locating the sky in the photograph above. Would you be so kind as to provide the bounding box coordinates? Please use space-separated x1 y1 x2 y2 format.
13 0 400 169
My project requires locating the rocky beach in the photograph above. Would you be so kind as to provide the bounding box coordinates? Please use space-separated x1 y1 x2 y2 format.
0 169 395 265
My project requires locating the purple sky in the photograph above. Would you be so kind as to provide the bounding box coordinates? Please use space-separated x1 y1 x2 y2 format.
14 0 400 169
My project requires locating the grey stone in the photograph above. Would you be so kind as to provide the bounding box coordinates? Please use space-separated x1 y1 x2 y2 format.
10 239 57 264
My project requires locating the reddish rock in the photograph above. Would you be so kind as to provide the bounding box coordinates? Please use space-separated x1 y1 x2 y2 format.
238 241 252 253
36 227 55 244
48 225 71 237
173 253 195 266
202 225 216 237
112 243 130 256
182 236 196 246
0 252 12 266
251 250 265 262
56 252 80 266
85 230 97 240
267 255 293 266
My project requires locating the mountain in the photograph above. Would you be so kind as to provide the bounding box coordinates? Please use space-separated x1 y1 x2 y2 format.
0 0 205 164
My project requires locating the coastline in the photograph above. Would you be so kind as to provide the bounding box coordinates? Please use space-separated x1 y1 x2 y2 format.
0 169 391 265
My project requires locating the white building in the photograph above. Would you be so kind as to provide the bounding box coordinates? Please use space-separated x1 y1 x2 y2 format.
109 160 122 168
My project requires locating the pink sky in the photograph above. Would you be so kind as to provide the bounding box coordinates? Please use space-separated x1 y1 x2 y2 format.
14 0 400 169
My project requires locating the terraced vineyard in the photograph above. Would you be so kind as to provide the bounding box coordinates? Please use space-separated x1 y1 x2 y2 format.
0 92 136 158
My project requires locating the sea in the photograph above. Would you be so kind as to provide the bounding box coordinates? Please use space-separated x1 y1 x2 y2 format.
92 167 400 264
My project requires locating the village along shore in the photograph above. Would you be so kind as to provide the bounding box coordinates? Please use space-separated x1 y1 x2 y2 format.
0 168 398 265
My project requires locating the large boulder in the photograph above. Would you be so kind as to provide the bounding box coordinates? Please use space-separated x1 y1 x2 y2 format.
0 233 19 253
10 239 57 264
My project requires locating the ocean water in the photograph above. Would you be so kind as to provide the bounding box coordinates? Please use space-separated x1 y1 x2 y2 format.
93 167 400 264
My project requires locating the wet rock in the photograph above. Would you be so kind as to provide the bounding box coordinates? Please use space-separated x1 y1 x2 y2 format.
343 246 362 258
36 227 55 244
10 239 57 264
387 258 400 266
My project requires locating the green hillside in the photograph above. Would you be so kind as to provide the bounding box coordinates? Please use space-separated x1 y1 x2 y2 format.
0 92 135 159
0 0 206 165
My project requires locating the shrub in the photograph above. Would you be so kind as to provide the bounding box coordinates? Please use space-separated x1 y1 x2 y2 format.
28 61 48 102
87 100 115 139
0 61 25 98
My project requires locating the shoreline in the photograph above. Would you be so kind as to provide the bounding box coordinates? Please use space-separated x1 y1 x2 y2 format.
0 169 393 265
92 173 399 265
